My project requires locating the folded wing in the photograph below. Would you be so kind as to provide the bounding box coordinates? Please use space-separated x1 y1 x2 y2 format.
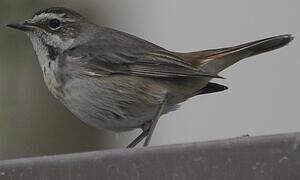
64 28 222 79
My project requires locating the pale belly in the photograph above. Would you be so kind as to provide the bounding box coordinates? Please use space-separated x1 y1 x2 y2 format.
59 75 167 132
43 64 208 132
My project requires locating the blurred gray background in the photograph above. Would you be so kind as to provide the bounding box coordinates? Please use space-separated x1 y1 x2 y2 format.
0 0 299 160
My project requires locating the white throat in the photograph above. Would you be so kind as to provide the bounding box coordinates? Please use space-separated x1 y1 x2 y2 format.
27 31 74 67
27 32 70 98
28 33 51 67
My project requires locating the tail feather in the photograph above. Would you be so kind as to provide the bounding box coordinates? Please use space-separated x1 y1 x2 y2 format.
176 34 294 74
194 82 228 96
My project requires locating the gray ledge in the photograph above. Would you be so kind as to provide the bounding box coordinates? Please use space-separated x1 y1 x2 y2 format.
1 132 300 180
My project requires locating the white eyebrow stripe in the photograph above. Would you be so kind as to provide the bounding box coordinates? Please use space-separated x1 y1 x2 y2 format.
32 13 75 23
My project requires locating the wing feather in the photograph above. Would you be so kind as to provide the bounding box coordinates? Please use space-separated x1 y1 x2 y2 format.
63 26 222 79
65 43 222 79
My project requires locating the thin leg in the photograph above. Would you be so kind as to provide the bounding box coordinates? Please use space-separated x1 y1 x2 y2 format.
143 102 166 147
127 130 149 148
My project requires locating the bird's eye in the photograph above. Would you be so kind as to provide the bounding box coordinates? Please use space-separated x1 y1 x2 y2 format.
48 19 61 30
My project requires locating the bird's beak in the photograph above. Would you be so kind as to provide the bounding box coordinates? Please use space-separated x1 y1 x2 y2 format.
7 20 36 32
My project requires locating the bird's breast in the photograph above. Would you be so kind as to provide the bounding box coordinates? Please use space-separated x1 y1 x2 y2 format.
42 60 64 99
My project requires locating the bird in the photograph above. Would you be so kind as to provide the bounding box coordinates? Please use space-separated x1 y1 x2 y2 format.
7 7 294 148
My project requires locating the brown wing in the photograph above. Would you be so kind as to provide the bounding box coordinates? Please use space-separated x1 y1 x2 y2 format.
66 35 223 79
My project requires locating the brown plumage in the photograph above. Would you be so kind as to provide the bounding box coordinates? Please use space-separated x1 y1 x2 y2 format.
176 34 293 73
7 7 294 148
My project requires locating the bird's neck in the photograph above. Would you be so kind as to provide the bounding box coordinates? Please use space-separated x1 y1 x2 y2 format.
28 34 63 98
28 34 61 64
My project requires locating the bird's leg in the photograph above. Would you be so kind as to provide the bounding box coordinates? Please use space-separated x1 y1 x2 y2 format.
126 101 166 148
143 102 166 147
127 129 149 148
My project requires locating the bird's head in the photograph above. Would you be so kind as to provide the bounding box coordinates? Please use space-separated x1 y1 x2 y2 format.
7 7 87 51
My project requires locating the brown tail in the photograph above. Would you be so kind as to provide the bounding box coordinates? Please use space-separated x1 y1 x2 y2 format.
176 34 294 74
